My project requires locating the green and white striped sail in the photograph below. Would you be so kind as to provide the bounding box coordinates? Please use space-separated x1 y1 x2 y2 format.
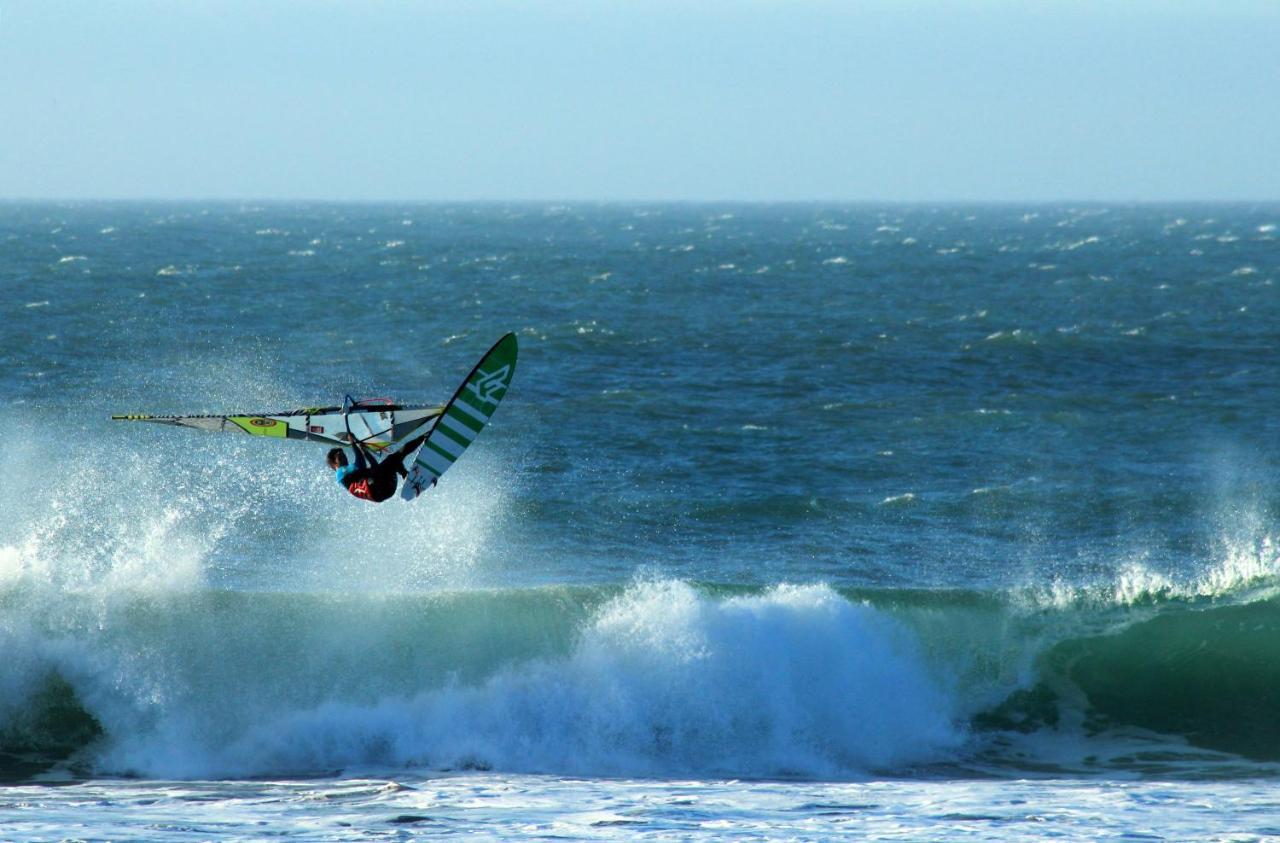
402 333 519 500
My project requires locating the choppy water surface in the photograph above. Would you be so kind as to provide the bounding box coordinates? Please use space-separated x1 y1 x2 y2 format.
4 776 1280 841
2 202 1278 839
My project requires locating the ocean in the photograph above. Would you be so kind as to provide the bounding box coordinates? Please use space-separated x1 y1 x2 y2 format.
1 202 1278 839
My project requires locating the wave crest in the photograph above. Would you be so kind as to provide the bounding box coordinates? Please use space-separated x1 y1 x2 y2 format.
106 581 961 778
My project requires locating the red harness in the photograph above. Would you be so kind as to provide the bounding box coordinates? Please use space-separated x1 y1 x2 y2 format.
345 478 374 501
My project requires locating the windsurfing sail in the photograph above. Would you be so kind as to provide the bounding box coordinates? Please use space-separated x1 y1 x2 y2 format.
111 400 444 450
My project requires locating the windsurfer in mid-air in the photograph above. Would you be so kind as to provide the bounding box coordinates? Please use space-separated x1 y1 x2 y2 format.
327 434 430 503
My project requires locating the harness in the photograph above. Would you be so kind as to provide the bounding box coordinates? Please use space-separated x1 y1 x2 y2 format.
345 477 374 501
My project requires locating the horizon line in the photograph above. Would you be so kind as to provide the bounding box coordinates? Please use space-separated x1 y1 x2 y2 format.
3 196 1280 206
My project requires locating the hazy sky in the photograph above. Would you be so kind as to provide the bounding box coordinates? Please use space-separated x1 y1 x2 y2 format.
1 1 1277 201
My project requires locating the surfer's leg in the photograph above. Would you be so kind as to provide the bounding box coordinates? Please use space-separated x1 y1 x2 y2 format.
388 435 427 477
383 451 409 478
367 458 404 501
368 475 396 502
399 434 427 456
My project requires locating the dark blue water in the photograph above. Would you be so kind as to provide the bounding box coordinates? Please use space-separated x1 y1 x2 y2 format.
6 203 1278 586
2 203 1280 789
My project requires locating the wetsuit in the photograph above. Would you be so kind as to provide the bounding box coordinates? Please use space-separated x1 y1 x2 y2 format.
335 435 426 503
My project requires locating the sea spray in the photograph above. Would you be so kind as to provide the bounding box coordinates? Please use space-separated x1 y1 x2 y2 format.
0 405 514 595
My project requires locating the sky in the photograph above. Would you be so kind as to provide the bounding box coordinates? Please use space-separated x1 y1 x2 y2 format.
0 1 1277 202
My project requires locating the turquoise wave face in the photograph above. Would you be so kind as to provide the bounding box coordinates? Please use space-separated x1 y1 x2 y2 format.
4 577 1280 780
0 582 956 779
1041 597 1280 762
1 203 1279 781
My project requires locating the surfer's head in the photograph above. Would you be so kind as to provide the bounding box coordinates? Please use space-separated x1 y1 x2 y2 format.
326 448 347 470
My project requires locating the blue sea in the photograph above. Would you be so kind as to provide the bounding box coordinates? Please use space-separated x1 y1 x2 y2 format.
2 202 1279 840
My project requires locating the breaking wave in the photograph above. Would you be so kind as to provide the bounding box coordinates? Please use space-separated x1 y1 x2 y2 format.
4 556 1280 781
0 580 960 779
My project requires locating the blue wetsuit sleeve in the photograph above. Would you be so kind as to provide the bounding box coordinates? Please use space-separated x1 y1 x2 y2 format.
335 446 368 485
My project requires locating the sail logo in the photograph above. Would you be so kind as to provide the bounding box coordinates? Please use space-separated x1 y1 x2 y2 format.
466 365 510 405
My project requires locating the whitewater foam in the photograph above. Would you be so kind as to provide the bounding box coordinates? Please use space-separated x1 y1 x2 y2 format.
0 580 967 779
189 581 961 779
